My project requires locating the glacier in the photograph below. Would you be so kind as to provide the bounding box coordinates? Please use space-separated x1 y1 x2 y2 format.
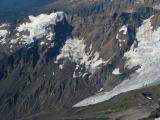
73 16 160 107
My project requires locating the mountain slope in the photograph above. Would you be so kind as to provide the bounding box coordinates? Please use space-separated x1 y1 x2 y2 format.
0 1 160 120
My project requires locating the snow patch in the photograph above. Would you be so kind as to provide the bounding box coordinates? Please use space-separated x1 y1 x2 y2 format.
0 23 10 44
98 88 104 92
116 25 127 49
53 72 55 76
112 68 121 75
10 39 18 44
82 73 88 78
56 38 106 73
73 16 160 107
0 24 8 28
119 25 128 35
46 32 54 41
155 117 160 120
153 4 160 10
0 29 8 44
40 41 45 45
59 64 64 69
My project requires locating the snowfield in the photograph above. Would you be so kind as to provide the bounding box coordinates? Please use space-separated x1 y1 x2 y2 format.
73 16 160 107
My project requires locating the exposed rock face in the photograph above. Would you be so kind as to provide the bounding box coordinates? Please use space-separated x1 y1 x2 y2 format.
0 1 160 120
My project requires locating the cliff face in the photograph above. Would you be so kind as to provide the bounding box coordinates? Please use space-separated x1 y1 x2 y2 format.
0 10 106 120
0 1 160 120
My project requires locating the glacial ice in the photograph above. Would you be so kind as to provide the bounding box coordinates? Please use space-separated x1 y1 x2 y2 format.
74 16 160 107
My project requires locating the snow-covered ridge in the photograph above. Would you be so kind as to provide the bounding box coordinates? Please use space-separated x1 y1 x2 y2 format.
0 12 64 49
55 38 106 73
16 12 64 45
74 16 160 107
